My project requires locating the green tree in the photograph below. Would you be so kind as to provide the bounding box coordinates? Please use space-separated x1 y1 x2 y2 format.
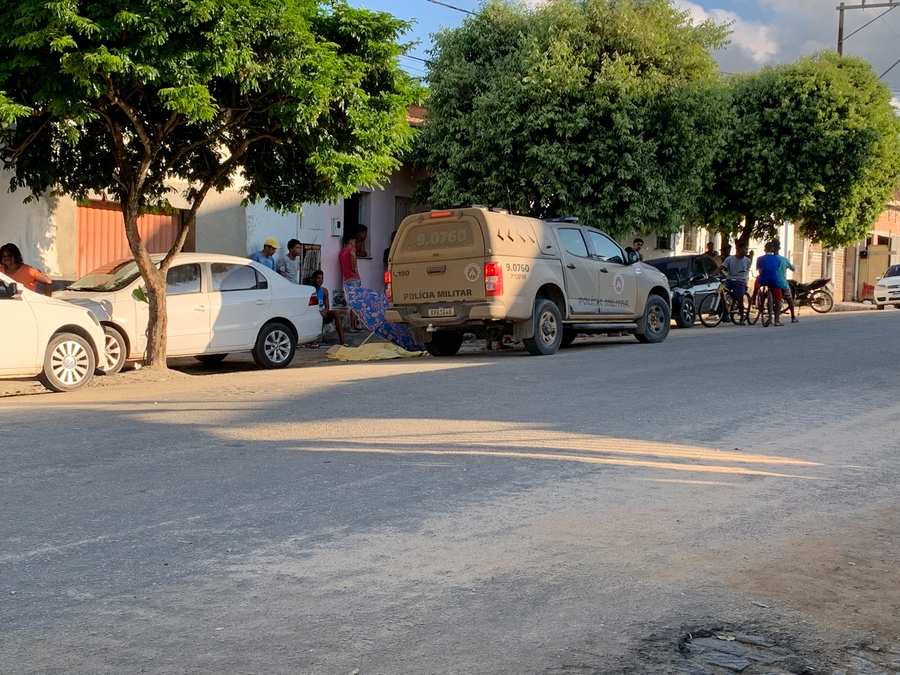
416 0 730 237
0 0 413 367
707 53 900 249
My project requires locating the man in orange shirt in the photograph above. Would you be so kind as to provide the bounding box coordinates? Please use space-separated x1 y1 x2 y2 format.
0 243 53 296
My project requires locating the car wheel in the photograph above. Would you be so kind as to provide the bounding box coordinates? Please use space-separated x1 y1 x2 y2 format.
195 354 229 366
99 325 127 375
38 332 96 392
878 304 886 310
425 331 463 357
524 298 563 355
560 327 578 348
252 322 296 369
674 296 695 328
635 296 671 344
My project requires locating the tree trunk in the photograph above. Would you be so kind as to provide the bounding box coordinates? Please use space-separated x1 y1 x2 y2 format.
122 206 169 369
737 213 755 248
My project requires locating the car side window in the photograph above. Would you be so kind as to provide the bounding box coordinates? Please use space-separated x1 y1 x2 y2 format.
701 256 719 276
166 264 202 296
691 257 709 278
557 228 590 258
211 263 268 292
587 231 625 265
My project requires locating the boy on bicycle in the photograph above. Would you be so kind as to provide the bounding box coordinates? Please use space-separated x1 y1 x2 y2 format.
720 243 751 324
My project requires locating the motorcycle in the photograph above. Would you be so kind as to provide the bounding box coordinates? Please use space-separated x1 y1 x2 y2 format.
785 277 834 313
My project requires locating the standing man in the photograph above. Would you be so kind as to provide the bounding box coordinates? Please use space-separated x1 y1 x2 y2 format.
625 238 644 264
276 238 303 284
250 238 278 271
720 243 751 324
773 241 798 323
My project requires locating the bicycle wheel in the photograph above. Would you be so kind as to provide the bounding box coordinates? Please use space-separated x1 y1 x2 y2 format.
698 292 724 327
728 292 747 324
745 293 760 325
761 289 775 327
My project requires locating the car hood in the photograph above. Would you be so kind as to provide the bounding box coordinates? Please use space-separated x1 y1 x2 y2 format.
876 277 900 288
58 296 112 320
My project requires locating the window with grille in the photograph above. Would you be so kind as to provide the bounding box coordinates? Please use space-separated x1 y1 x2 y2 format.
682 226 698 251
300 244 321 284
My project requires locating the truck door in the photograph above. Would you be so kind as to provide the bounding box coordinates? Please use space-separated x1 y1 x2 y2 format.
585 230 637 316
556 228 599 315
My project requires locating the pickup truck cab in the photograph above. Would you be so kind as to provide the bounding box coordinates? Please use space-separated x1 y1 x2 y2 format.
384 208 671 356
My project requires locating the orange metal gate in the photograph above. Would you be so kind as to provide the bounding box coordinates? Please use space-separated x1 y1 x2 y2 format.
76 201 190 278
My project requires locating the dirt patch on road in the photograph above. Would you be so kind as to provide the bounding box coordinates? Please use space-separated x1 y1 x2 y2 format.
728 504 900 644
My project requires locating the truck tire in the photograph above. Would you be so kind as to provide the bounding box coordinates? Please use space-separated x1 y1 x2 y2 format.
425 331 463 357
38 332 96 392
524 298 563 356
635 296 671 344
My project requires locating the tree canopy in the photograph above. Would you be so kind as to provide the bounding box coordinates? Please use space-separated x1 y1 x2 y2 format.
706 53 900 248
416 0 730 237
0 0 414 365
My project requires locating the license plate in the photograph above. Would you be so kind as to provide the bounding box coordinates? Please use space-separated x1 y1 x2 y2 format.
427 307 455 318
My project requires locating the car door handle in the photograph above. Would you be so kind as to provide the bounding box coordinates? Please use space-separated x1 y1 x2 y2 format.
567 264 577 270
599 268 609 273
255 299 265 305
195 305 206 311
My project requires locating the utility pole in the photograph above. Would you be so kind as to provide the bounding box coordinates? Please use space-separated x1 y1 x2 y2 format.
836 1 899 55
838 2 846 55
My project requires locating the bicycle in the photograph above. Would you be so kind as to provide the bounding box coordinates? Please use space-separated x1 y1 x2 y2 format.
698 278 756 327
753 283 778 327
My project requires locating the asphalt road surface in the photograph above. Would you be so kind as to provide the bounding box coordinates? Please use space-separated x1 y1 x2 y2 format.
2 311 899 674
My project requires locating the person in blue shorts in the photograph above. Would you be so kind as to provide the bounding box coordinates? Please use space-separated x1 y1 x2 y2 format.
755 243 786 326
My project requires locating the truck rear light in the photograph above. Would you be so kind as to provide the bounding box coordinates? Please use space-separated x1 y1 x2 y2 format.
384 270 392 302
430 210 452 218
484 261 503 296
309 293 319 306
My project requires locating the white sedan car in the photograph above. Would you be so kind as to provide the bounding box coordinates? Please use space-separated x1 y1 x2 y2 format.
56 253 323 372
1 272 108 392
874 264 900 310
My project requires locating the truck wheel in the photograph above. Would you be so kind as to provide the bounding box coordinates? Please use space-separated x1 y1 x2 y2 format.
674 296 695 328
38 332 96 392
635 296 671 344
425 331 463 357
560 327 578 348
524 299 563 356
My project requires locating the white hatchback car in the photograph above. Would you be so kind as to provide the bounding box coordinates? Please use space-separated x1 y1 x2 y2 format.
874 264 900 310
0 272 108 392
56 253 323 371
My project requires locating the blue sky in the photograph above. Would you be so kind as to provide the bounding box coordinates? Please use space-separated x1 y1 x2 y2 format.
348 0 900 95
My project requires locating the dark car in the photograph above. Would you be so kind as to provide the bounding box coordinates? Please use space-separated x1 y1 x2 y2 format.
645 254 721 328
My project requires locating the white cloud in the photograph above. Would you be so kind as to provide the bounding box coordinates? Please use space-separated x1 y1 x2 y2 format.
675 0 778 65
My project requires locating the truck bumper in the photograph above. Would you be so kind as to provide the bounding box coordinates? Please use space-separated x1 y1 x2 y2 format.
386 301 510 328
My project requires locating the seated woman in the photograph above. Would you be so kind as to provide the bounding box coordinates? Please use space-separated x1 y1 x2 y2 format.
0 243 53 296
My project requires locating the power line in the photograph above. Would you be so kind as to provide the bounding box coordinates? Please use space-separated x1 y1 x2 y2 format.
427 0 475 15
401 54 433 66
836 1 900 55
842 3 898 40
880 57 900 78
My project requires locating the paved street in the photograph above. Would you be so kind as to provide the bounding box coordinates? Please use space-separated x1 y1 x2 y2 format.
2 311 899 674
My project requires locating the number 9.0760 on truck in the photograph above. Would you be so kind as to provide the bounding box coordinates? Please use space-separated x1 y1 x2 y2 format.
384 207 672 356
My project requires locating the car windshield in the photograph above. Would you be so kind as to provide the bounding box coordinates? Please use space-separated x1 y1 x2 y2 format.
69 260 143 292
647 258 690 284
884 265 900 278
